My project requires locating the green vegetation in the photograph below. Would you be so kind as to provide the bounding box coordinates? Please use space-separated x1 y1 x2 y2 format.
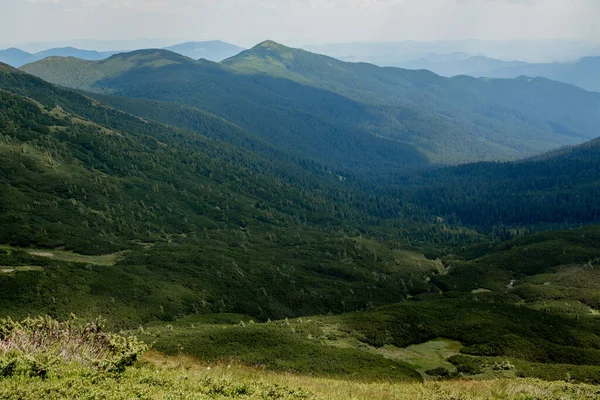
0 316 146 379
0 236 443 326
138 315 422 382
3 316 600 399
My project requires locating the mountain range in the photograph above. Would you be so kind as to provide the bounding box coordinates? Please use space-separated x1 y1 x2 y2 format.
19 41 600 182
0 41 246 67
305 39 600 64
396 54 600 93
0 47 118 67
6 39 600 94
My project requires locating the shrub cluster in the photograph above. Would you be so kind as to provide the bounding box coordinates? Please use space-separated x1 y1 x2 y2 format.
0 315 147 378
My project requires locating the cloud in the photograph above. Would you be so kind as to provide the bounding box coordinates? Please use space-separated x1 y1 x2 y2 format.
3 0 599 50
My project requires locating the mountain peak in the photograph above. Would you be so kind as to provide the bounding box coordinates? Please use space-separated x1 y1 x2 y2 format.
253 40 289 51
3 47 30 54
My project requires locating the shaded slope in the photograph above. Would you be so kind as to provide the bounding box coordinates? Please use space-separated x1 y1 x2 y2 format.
225 42 600 150
400 136 600 229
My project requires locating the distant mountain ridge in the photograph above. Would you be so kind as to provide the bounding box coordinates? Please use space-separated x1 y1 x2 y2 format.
305 39 600 64
0 47 118 67
0 41 245 67
395 54 600 93
0 48 37 67
473 56 600 93
395 55 528 78
163 41 245 61
19 40 600 180
8 40 599 92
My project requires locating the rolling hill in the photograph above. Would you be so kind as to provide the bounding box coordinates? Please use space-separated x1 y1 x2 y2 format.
20 41 600 180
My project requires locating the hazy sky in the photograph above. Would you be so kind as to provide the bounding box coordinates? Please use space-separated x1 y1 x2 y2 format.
2 0 600 49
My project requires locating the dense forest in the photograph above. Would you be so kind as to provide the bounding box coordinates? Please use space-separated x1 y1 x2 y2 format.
398 138 600 229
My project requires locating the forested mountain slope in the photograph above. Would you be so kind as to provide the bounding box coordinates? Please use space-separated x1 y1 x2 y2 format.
400 136 600 229
0 65 463 323
20 42 600 179
1 63 415 251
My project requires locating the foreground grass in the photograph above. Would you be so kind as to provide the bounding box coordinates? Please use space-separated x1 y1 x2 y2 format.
2 351 598 399
1 316 598 399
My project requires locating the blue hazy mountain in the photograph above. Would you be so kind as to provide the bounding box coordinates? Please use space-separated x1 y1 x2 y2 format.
1 41 244 67
396 54 600 93
163 41 245 61
473 56 600 93
35 47 119 61
395 55 528 77
305 39 600 64
0 47 117 67
0 48 37 67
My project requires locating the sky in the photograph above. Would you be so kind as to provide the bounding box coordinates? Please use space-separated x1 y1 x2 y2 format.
2 0 600 50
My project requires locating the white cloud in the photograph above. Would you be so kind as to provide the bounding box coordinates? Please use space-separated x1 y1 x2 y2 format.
2 0 599 50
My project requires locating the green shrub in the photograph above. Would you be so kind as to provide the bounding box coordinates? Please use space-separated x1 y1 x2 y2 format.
425 367 450 377
448 355 483 375
0 315 147 378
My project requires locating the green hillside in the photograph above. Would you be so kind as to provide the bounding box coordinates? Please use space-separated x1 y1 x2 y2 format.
2 65 474 327
21 42 600 180
399 136 600 229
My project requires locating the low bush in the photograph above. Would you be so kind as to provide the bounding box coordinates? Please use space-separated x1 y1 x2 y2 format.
447 355 483 375
425 367 450 377
0 315 147 378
